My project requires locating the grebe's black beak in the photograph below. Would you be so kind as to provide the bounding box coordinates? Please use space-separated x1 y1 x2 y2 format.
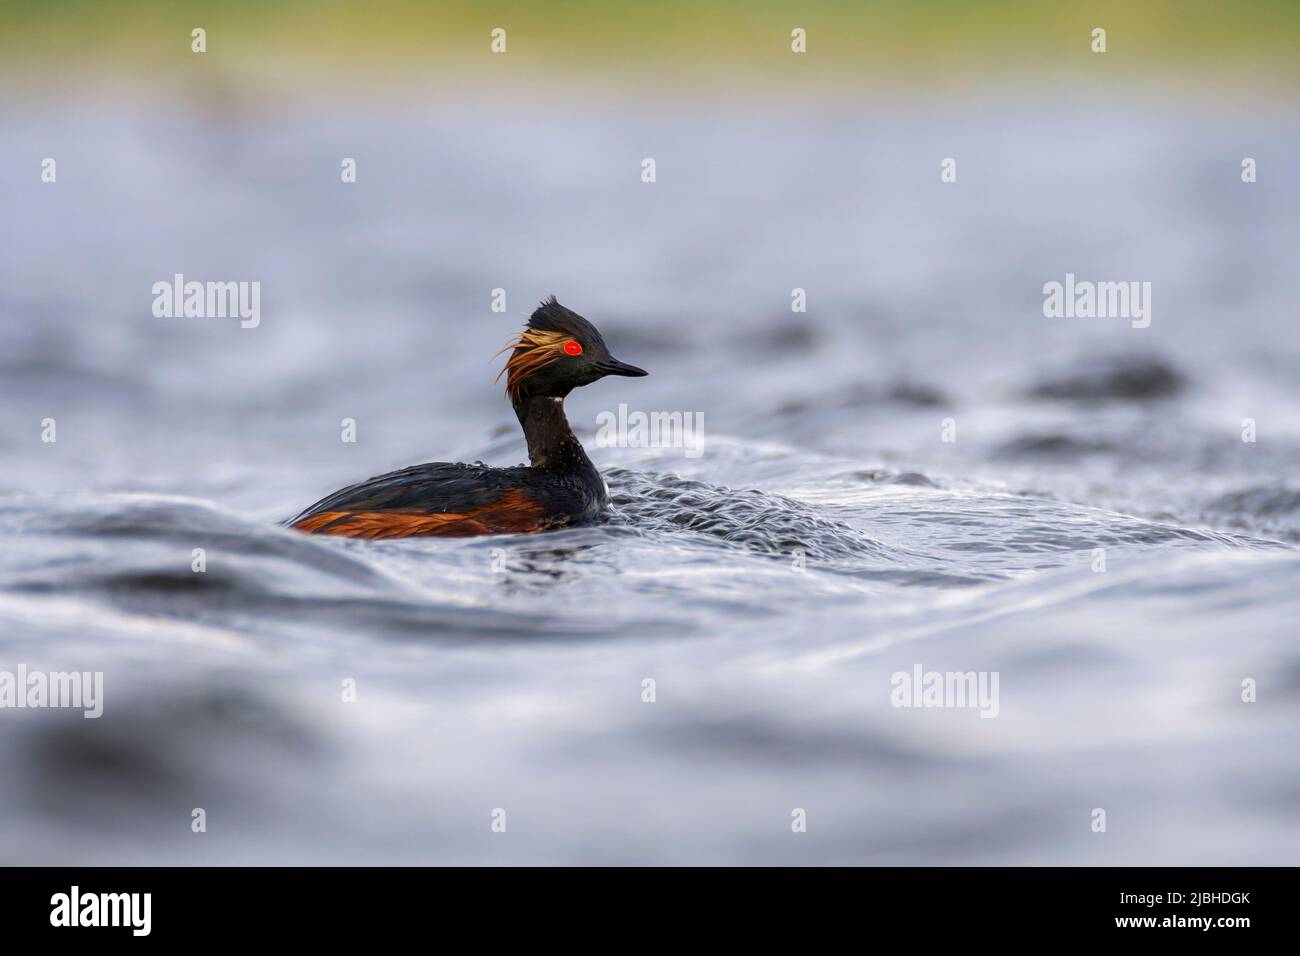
597 357 648 377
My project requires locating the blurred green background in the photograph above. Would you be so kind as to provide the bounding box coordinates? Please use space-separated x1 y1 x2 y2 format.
3 0 1297 93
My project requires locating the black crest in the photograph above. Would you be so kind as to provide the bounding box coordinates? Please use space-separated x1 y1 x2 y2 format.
527 296 606 348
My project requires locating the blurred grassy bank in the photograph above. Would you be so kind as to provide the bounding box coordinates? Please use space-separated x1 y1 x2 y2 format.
2 0 1297 97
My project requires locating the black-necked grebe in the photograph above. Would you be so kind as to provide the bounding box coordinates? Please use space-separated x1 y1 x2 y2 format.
288 297 647 539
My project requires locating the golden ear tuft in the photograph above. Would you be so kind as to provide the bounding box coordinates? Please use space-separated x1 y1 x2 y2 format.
495 328 571 400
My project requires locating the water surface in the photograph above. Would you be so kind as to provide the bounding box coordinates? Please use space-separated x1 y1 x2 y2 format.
2 89 1298 863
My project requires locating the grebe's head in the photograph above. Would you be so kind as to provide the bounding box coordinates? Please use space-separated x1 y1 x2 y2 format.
499 296 647 402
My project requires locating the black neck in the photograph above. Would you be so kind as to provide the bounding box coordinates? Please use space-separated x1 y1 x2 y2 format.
513 393 598 478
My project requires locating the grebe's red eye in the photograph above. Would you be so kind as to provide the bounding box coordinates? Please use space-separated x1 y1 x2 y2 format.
563 340 583 356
